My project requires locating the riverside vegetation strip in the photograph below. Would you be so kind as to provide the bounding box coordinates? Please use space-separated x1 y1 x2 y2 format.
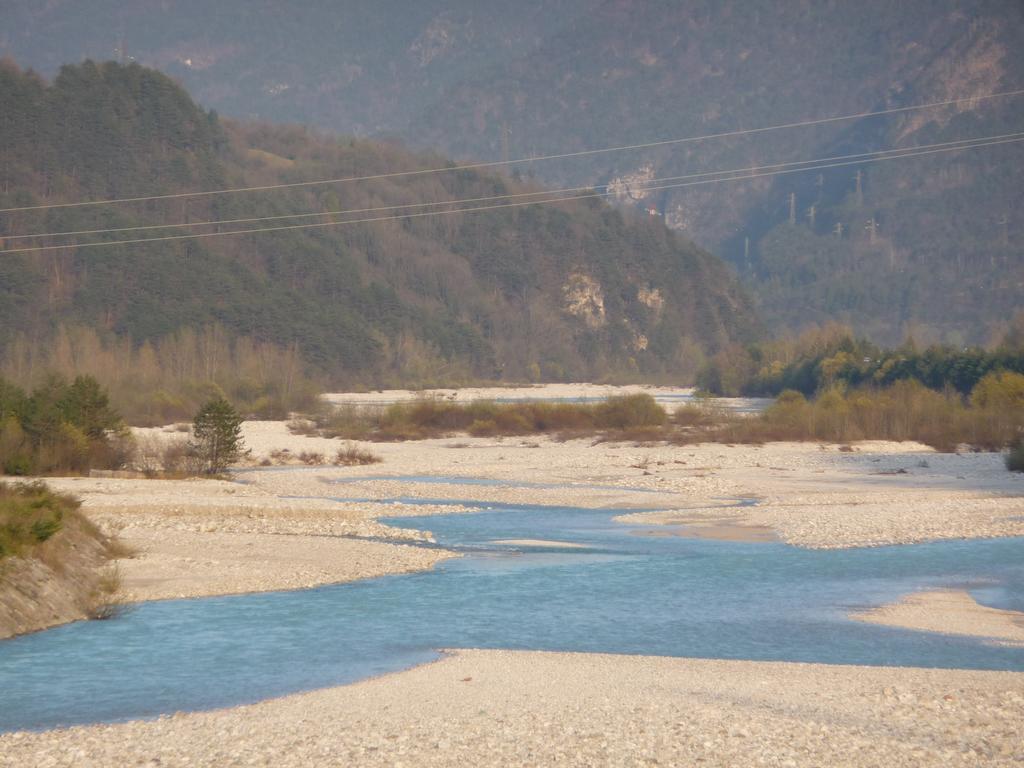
294 376 1024 453
5 385 1024 617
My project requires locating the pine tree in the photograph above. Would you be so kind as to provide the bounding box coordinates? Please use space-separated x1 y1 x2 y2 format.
59 375 121 440
190 397 244 474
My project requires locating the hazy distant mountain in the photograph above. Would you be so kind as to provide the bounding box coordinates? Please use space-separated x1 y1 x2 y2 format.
0 61 758 383
0 0 592 136
2 0 1022 344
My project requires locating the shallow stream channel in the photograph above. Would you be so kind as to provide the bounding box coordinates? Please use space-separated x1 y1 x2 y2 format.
2 472 1023 732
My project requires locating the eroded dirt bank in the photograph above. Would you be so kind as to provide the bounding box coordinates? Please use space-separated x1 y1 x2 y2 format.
0 510 117 639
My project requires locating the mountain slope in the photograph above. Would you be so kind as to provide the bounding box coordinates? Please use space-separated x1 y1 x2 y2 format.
0 61 758 384
405 0 1024 344
3 0 1019 345
0 0 592 137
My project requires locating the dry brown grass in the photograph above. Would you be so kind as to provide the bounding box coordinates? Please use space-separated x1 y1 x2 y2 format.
297 394 668 442
290 385 1022 454
298 451 326 466
129 433 206 477
670 382 1024 452
87 562 133 620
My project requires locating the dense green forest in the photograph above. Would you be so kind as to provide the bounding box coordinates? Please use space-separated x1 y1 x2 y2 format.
690 320 1024 453
4 0 1019 344
0 374 125 475
0 60 759 407
697 320 1024 398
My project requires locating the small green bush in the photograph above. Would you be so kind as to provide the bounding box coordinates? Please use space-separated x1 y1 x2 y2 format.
594 394 667 429
3 454 32 476
0 481 78 559
30 515 63 543
467 418 499 436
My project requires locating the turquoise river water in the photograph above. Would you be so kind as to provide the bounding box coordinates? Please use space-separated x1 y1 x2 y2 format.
1 481 1022 732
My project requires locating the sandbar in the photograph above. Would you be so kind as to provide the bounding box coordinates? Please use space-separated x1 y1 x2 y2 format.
852 589 1024 646
321 382 769 413
629 516 779 542
238 422 1024 549
41 474 456 603
490 538 590 548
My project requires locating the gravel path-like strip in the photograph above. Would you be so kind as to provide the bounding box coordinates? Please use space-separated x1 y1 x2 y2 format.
3 649 1022 767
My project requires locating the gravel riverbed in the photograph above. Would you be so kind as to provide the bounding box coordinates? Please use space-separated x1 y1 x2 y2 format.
3 649 1022 767
9 413 1023 765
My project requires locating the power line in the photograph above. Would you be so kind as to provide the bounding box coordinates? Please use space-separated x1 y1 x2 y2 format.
7 187 580 240
2 132 1019 255
2 87 1023 215
631 134 1024 195
7 130 1023 242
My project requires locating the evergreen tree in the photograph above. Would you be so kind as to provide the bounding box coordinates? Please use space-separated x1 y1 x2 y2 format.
190 397 244 474
0 375 123 473
59 376 121 440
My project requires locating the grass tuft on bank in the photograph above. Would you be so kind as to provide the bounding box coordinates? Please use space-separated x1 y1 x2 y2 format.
0 481 81 561
0 482 133 637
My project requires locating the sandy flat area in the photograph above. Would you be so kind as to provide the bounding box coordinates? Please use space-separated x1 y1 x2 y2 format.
321 382 770 411
852 589 1024 646
629 518 779 542
103 528 452 601
3 649 1022 767
237 421 1024 549
323 381 686 404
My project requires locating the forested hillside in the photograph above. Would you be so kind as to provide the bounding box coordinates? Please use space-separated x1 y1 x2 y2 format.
0 60 758 392
406 0 1024 345
3 0 1021 344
